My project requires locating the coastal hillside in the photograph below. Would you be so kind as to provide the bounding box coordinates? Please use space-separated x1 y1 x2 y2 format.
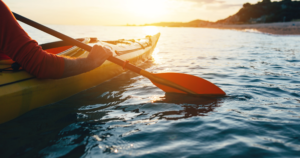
217 0 300 24
136 0 300 27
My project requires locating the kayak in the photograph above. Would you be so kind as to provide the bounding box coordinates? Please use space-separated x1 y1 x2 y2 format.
0 33 160 124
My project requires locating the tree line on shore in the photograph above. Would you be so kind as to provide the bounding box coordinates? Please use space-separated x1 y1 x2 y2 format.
217 0 300 24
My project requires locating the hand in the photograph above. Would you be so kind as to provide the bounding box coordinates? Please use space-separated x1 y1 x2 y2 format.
62 44 115 78
88 44 113 60
88 44 114 66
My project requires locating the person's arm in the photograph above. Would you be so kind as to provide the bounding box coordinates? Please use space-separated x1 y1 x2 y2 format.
0 1 112 79
61 45 112 78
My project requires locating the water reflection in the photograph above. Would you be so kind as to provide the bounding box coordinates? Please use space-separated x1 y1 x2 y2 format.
151 48 161 64
151 93 223 120
143 26 159 36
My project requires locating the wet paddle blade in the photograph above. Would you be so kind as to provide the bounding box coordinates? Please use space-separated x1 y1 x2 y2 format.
150 73 226 95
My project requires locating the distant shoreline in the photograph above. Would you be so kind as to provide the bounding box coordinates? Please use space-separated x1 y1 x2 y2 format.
134 21 300 35
209 21 300 35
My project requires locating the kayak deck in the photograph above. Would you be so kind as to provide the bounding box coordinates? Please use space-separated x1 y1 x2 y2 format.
0 33 160 124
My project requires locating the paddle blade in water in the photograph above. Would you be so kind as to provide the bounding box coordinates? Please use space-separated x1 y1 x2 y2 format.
150 73 226 95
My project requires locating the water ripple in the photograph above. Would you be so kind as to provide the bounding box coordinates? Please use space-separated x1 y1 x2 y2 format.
1 26 300 158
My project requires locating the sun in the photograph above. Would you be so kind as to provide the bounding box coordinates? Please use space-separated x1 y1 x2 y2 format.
125 0 168 18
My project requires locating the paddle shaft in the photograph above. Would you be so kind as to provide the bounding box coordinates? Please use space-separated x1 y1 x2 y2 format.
13 12 197 94
13 12 142 74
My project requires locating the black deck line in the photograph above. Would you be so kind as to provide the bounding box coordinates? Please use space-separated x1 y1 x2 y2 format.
0 77 35 87
40 37 99 50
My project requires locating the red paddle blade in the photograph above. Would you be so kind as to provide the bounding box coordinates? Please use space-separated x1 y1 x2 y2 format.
150 73 226 95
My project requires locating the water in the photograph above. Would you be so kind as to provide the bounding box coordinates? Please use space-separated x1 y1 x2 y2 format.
1 25 300 158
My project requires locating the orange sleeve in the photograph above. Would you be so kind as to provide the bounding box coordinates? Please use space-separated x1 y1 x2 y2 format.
0 1 65 79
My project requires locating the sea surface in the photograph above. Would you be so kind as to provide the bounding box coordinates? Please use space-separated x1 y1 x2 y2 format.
1 24 300 158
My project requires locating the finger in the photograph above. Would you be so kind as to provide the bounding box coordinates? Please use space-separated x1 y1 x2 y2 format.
91 46 107 58
103 46 116 56
92 44 105 52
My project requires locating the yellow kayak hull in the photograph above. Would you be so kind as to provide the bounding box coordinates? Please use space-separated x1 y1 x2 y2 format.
0 33 160 124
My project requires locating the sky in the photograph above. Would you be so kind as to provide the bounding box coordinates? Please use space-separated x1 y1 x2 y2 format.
5 0 261 25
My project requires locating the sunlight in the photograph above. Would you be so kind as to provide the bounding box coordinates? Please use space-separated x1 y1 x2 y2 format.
126 0 168 18
143 26 159 36
151 47 161 64
149 95 163 103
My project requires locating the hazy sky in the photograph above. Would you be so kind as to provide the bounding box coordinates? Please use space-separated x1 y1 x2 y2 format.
5 0 261 25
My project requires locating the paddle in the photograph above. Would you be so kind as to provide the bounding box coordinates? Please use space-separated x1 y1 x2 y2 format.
12 12 226 95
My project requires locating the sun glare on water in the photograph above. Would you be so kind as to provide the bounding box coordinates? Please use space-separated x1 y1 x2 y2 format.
152 47 161 64
143 26 159 35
